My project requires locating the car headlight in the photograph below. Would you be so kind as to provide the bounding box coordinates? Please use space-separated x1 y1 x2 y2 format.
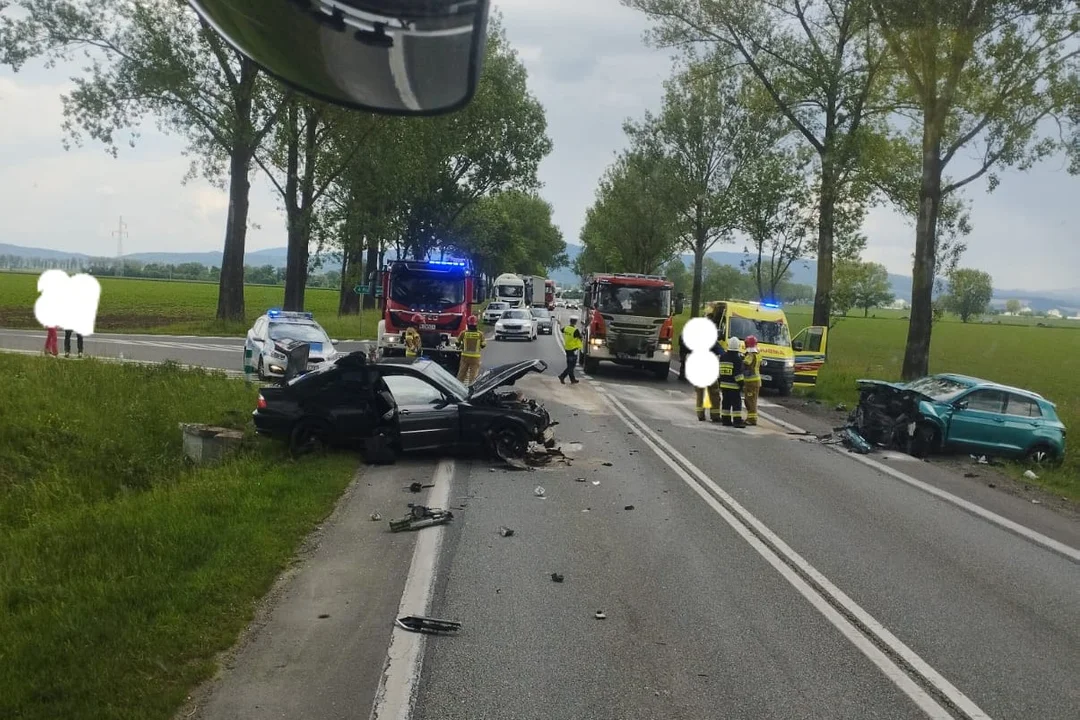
658 342 672 352
784 357 795 367
590 338 604 346
382 333 401 344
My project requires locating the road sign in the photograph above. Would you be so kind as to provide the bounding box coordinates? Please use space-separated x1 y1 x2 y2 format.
354 284 368 295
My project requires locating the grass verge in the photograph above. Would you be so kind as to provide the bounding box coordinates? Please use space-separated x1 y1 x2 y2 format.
0 354 358 720
0 270 380 339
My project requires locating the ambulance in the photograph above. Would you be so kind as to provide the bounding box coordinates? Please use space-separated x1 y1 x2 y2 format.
700 300 829 395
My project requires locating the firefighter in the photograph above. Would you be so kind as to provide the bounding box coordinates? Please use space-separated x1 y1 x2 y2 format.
742 335 762 426
692 305 723 421
404 313 423 358
457 314 486 384
718 335 746 428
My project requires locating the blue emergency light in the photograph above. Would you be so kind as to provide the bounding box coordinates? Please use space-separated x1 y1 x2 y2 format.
761 301 781 309
267 308 314 319
426 259 468 268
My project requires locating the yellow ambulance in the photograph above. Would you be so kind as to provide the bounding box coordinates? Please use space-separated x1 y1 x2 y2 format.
701 300 829 395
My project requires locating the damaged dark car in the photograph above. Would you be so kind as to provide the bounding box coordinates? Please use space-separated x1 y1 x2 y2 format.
847 373 1066 463
252 352 553 461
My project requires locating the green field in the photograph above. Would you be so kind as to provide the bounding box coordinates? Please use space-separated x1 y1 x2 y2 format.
0 270 380 339
674 306 1080 499
0 355 358 720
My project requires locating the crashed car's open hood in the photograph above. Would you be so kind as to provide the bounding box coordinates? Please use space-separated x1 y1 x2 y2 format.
855 378 907 392
468 359 548 399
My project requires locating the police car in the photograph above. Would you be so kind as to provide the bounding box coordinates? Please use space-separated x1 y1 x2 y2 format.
244 309 339 380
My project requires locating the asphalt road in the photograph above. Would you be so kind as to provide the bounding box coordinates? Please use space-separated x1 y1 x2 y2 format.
3 320 1078 719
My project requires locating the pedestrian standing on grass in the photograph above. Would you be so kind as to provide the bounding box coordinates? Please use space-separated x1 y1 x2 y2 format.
559 317 582 385
64 328 84 358
43 325 59 357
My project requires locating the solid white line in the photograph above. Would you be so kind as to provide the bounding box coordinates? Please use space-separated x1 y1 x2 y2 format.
753 408 1080 564
369 459 454 720
599 390 992 720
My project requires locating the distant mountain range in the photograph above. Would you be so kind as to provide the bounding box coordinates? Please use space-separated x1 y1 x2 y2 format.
3 241 1078 313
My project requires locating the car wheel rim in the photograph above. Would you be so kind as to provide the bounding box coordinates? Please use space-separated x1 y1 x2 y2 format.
1032 449 1048 463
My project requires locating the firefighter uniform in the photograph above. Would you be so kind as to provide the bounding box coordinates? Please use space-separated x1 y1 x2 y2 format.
457 321 486 384
404 327 422 358
695 338 723 422
719 336 745 428
742 336 762 426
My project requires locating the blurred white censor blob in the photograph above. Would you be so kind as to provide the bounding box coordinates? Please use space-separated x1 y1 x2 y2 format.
682 317 720 388
34 270 102 336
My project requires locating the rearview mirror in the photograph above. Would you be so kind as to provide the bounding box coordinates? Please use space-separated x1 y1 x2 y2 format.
187 0 492 116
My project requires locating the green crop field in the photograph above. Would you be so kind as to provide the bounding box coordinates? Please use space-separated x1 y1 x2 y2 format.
0 271 380 339
0 354 358 720
674 307 1080 499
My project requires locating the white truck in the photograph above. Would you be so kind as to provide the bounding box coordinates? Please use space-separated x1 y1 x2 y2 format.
492 272 526 308
524 276 547 308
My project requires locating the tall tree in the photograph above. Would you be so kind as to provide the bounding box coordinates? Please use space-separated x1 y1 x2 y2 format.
734 146 816 302
663 257 692 299
945 267 994 322
871 0 1080 378
578 148 682 275
853 261 895 316
625 0 892 326
6 0 284 321
627 54 788 317
454 190 567 281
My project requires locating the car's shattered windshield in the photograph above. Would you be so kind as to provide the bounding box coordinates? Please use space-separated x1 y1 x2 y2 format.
390 271 465 309
905 376 971 402
730 316 790 347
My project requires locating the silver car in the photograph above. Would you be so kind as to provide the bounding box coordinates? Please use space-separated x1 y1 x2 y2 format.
482 301 510 324
244 310 339 380
531 307 555 335
494 308 537 341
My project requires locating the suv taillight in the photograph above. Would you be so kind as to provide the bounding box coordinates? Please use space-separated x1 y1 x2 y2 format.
257 395 267 410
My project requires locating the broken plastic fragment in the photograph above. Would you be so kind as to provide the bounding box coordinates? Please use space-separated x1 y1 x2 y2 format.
550 572 564 583
534 486 546 497
594 611 607 620
370 512 382 521
499 526 515 537
396 615 461 634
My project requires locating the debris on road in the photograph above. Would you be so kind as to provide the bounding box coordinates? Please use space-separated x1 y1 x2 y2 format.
602 461 613 467
534 486 546 497
594 611 607 620
550 572 564 583
389 504 454 533
624 505 635 511
591 480 600 486
370 512 382 521
835 402 847 412
1023 469 1039 480
839 428 873 454
964 472 979 478
408 481 435 493
318 613 330 619
396 615 462 634
575 477 587 483
988 482 997 488
498 526 515 537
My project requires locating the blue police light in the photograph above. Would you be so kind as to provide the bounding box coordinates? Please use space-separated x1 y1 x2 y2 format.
761 301 781 309
268 307 282 317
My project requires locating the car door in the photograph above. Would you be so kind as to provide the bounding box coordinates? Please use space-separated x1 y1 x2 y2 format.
945 389 1008 452
244 317 265 373
999 393 1045 454
382 373 460 451
302 369 376 442
791 325 829 387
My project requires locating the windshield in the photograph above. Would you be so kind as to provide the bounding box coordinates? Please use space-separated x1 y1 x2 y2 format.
597 286 671 317
905 376 971 401
501 309 530 320
389 269 466 309
729 317 791 347
269 322 330 345
497 283 523 298
418 361 468 400
531 308 550 318
488 302 508 311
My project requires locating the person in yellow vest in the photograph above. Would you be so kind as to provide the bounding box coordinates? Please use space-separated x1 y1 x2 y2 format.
457 315 486 384
718 335 746 428
404 318 422 359
742 335 762 426
559 316 582 384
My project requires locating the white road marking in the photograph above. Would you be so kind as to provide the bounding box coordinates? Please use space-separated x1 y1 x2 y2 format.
599 389 991 720
369 459 454 720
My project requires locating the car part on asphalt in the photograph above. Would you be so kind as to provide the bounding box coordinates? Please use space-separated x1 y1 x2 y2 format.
498 526 514 537
550 572 564 583
839 428 873 454
594 611 607 620
408 481 435 493
396 616 462 635
388 504 454 532
534 486 546 497
370 512 382 521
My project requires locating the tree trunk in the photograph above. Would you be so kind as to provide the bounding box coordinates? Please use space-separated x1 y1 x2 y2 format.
902 109 944 380
363 241 379 310
690 238 705 319
813 157 837 326
338 212 362 316
283 101 305 310
216 144 252 321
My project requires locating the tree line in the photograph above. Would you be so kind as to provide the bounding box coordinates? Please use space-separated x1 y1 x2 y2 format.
1 2 566 322
576 0 1079 379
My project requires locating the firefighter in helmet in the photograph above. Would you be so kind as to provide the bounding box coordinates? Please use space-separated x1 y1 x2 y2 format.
718 335 746 428
692 303 723 421
742 335 762 426
404 313 423 358
457 314 486 384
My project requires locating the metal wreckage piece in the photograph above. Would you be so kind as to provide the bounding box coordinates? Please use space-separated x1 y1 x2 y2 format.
389 503 454 532
838 383 922 455
396 615 462 634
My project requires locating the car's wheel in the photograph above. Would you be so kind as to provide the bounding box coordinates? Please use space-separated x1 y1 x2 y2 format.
910 422 939 459
364 429 398 465
653 363 670 380
256 357 267 381
489 423 529 461
1025 443 1057 466
289 420 328 457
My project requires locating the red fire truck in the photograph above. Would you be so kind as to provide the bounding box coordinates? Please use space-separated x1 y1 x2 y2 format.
371 259 484 375
545 279 556 310
579 272 675 380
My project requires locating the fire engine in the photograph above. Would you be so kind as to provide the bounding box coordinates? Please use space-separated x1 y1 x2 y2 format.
370 259 485 375
579 272 675 380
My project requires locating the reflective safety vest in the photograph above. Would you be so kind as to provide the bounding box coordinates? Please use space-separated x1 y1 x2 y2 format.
718 349 744 390
404 328 421 357
743 352 761 384
459 330 486 358
563 325 583 352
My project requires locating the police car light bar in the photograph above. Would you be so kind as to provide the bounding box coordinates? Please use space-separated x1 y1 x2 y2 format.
267 308 314 319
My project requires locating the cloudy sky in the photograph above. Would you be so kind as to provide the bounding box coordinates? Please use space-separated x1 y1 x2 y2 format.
1 0 1077 291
